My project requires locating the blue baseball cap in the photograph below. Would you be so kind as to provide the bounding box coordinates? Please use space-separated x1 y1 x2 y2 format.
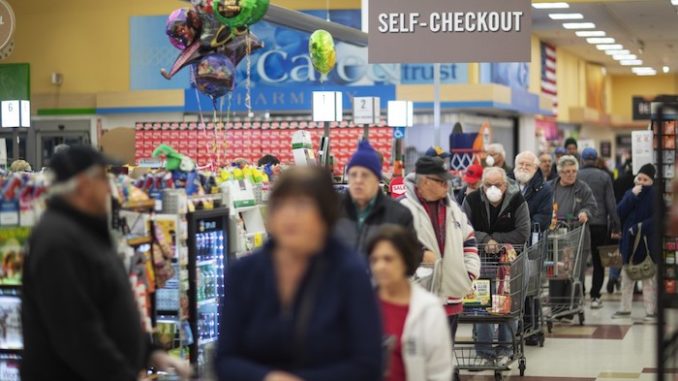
581 147 598 161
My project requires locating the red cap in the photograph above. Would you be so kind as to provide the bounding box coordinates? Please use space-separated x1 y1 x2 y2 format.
463 164 483 185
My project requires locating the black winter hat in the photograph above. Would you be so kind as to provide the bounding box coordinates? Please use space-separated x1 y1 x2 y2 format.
564 137 578 148
637 163 656 180
49 145 119 183
415 156 452 180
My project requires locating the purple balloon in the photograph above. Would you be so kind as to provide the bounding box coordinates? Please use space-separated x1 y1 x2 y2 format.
222 31 263 67
166 8 202 50
191 54 235 99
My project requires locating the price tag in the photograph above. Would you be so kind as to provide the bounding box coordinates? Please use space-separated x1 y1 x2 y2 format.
353 97 380 125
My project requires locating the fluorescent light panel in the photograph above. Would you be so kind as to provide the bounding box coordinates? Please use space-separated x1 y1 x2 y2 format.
597 44 623 50
605 49 630 55
632 67 656 72
549 13 583 20
613 54 637 60
672 0 678 5
563 22 596 29
587 37 615 44
636 72 657 76
533 2 570 9
576 31 606 37
664 66 670 73
621 59 643 66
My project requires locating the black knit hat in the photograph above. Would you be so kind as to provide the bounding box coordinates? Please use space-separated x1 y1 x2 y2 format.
564 137 578 148
637 163 656 180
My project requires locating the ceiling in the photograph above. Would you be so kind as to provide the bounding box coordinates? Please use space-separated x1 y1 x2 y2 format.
532 0 678 74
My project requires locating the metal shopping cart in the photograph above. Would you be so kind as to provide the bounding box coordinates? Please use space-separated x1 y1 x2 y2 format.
542 222 588 331
454 244 528 381
521 237 548 347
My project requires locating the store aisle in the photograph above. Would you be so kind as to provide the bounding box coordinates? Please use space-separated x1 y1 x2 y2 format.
456 293 660 381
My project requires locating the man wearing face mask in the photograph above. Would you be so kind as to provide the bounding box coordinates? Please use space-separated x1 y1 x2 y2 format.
461 167 530 365
400 156 481 342
485 143 513 175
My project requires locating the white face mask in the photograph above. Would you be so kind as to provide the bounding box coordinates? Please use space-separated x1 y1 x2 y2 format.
485 156 496 167
485 185 503 203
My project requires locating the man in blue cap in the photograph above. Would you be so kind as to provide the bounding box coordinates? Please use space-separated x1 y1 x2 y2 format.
578 147 621 309
334 140 414 256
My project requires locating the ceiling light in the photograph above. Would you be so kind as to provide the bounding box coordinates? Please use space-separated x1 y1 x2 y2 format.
664 66 670 73
576 31 606 37
613 54 637 60
587 37 615 44
563 22 596 29
549 13 583 20
597 44 623 50
636 72 657 76
605 50 630 55
533 2 570 9
621 60 643 66
632 67 656 72
672 0 678 5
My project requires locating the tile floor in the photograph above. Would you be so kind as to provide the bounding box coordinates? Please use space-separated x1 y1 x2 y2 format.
454 280 674 381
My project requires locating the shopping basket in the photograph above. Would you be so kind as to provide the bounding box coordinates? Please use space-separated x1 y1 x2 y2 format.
542 222 588 330
454 243 528 381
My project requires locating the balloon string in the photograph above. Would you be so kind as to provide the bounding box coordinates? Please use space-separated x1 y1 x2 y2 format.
326 0 330 21
245 30 252 118
192 67 205 127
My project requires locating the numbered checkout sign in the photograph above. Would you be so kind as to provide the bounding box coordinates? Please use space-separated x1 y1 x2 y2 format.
353 97 381 125
1 100 29 128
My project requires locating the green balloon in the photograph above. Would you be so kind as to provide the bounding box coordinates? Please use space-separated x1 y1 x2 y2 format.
309 29 336 76
213 0 269 28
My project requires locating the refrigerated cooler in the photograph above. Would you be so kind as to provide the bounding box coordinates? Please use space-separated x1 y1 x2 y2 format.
186 208 230 377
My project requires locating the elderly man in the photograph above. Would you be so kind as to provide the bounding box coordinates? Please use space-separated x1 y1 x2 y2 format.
462 167 530 365
539 152 554 182
578 148 621 308
334 140 414 256
22 146 190 381
486 143 512 174
550 155 598 303
400 156 480 341
514 151 553 233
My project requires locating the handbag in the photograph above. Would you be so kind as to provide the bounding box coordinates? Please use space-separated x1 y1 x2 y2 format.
598 245 623 268
624 224 656 281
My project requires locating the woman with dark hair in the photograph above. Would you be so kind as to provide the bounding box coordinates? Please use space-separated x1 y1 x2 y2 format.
216 167 383 381
368 225 453 381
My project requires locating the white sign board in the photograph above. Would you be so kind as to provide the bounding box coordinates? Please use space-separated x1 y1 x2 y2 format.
387 100 413 127
0 138 7 167
631 130 653 175
312 91 343 122
353 97 380 125
1 101 19 128
20 100 30 127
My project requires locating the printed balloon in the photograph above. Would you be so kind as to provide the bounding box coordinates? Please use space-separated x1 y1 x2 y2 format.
221 29 263 67
192 54 236 99
166 8 202 50
212 0 269 28
309 29 336 77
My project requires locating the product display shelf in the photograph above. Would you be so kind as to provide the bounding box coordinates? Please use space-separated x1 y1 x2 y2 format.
653 103 678 380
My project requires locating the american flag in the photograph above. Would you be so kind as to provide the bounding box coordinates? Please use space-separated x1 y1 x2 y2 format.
541 42 558 116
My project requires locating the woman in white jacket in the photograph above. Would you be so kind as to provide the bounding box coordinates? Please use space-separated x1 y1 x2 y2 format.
367 225 453 381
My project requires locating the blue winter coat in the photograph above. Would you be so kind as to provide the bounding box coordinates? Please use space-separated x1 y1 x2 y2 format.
521 169 554 232
617 186 658 264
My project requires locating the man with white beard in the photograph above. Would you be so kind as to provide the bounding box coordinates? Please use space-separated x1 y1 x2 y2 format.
514 151 554 233
513 151 553 346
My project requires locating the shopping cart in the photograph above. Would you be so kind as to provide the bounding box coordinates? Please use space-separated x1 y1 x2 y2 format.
521 237 547 347
454 243 528 381
542 222 588 331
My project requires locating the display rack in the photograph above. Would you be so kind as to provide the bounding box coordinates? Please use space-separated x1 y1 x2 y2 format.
654 102 678 381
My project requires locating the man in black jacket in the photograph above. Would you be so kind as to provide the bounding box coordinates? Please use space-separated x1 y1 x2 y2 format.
334 140 414 256
514 151 554 233
22 145 190 381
